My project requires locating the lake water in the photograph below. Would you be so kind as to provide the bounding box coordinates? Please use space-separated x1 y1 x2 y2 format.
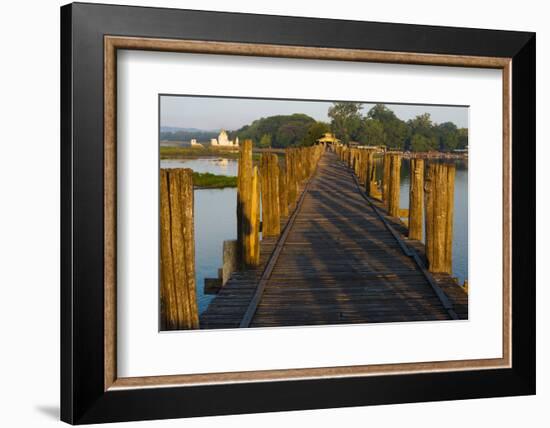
161 156 468 314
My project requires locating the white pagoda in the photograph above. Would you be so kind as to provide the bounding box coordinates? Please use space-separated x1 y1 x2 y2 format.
210 130 239 148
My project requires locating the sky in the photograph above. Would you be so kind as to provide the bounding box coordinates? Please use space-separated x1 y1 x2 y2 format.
160 95 469 131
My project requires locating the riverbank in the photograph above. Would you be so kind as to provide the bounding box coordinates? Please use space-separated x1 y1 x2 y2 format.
192 172 237 189
160 145 290 160
400 151 468 160
161 146 241 159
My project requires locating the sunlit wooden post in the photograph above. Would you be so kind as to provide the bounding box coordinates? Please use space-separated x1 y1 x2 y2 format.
388 154 401 217
408 158 424 240
279 164 289 217
363 150 371 186
424 163 455 273
237 139 260 267
369 152 381 198
260 153 281 237
297 148 304 182
159 168 199 330
286 149 297 206
248 166 261 265
293 148 300 188
222 240 238 286
382 153 391 205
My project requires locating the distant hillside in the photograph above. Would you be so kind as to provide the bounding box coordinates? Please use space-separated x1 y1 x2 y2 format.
160 126 221 133
160 127 220 142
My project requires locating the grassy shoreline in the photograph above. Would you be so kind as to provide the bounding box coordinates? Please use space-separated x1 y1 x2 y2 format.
161 146 241 159
192 172 237 189
160 145 275 161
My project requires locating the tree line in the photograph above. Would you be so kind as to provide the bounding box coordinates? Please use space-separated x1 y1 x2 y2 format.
232 103 467 152
161 103 468 152
328 103 468 152
160 129 219 142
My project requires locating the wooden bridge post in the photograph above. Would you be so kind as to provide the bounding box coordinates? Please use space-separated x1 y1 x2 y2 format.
160 168 199 330
238 140 261 267
260 153 281 237
296 148 303 183
357 150 364 184
364 150 371 186
221 240 238 285
353 149 360 177
279 165 289 217
363 150 367 184
299 146 303 175
367 151 381 198
248 166 261 265
388 154 402 217
285 149 297 206
382 153 391 205
408 158 424 240
424 163 456 273
298 148 305 182
237 139 251 265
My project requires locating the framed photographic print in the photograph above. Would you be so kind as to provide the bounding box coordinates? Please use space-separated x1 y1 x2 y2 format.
60 2 535 424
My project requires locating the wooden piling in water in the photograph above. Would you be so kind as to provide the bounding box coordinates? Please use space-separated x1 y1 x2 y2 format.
286 149 297 206
260 153 281 237
368 157 381 199
408 158 424 240
238 140 261 267
382 153 391 205
388 154 401 217
159 168 199 330
222 240 238 286
279 165 289 217
424 162 456 273
248 166 261 266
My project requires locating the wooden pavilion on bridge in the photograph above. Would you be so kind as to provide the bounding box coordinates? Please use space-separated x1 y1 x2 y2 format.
316 132 340 146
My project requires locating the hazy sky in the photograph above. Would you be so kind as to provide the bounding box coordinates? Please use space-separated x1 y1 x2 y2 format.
160 95 468 130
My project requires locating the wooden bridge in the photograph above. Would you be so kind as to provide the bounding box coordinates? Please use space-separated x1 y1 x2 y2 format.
199 150 467 329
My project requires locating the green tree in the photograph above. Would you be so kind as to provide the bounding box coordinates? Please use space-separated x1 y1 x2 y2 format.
457 128 469 149
410 134 437 152
259 133 272 148
357 118 385 146
302 121 331 146
366 104 408 150
407 113 438 152
328 102 363 145
275 121 310 147
234 114 315 148
436 122 460 151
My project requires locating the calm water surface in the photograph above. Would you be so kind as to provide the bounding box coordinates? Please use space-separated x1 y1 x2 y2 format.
161 156 468 314
161 158 238 313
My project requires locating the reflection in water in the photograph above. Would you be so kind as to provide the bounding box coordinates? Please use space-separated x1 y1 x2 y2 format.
161 158 238 176
194 188 237 313
161 156 468 314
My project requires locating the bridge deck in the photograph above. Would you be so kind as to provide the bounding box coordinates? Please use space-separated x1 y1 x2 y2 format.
200 151 467 329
